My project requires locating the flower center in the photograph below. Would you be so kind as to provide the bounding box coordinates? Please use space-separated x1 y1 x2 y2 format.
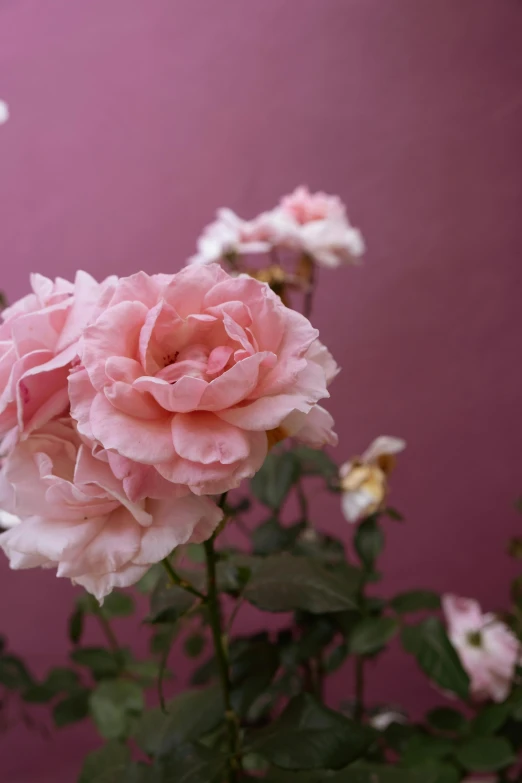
466 630 483 648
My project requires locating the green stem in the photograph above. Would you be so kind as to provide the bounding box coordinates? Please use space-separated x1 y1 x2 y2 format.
296 480 309 523
204 534 239 781
88 595 121 655
161 557 206 600
303 257 316 320
354 655 365 722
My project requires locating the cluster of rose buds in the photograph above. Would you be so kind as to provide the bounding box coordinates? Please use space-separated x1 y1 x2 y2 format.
189 186 365 270
0 264 339 600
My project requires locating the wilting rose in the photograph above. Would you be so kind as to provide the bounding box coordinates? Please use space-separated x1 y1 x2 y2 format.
0 420 222 600
0 271 114 440
443 594 521 703
339 436 406 523
70 265 337 496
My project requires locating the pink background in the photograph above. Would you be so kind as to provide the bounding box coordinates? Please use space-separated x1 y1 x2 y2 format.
1 1 522 780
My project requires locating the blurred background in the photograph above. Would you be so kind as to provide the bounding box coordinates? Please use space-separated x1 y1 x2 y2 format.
0 1 521 780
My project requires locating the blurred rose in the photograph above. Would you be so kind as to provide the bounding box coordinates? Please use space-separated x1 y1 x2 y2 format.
189 207 289 266
70 265 337 496
0 271 114 440
0 420 222 600
0 100 9 125
443 594 521 703
339 436 405 523
189 187 364 270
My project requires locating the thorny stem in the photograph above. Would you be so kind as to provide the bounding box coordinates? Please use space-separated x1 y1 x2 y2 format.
161 557 206 601
204 531 240 781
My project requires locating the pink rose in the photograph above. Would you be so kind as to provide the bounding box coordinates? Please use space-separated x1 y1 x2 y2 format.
70 265 336 495
189 207 282 266
279 186 347 225
0 420 222 600
0 271 114 440
278 186 365 268
443 594 521 703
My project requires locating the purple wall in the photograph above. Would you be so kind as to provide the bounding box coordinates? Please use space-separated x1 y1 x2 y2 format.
1 1 522 779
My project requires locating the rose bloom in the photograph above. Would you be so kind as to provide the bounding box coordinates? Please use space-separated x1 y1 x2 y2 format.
277 186 365 268
443 594 521 703
0 420 222 600
70 265 337 497
339 436 405 523
189 207 289 266
0 271 113 440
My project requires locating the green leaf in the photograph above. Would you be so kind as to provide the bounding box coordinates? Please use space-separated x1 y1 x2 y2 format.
354 517 384 571
253 517 305 556
78 741 130 783
292 446 338 480
348 617 398 655
244 553 362 614
471 702 511 735
134 684 224 757
401 618 469 700
251 451 300 510
248 693 375 770
264 767 438 782
158 742 227 783
401 734 453 766
149 578 197 624
186 543 206 563
69 606 85 644
136 564 163 594
231 639 280 717
427 706 467 734
102 591 135 618
53 688 90 726
71 647 121 679
124 659 163 686
390 590 441 614
403 761 459 783
455 736 516 771
184 633 206 659
89 680 144 740
0 654 33 690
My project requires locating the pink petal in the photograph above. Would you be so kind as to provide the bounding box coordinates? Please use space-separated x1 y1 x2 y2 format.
133 375 208 413
172 412 251 466
81 300 148 391
89 393 175 465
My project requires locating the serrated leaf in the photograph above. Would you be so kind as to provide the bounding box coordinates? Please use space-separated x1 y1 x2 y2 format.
102 591 135 618
71 647 121 679
90 680 144 740
401 734 453 766
134 684 224 757
231 640 279 717
354 517 384 571
248 693 375 770
455 735 516 771
349 617 398 655
78 741 130 783
158 742 227 783
401 618 469 700
184 633 206 659
251 451 300 509
427 706 467 734
53 688 90 726
244 553 362 614
390 590 440 614
471 702 511 735
253 517 305 556
149 578 197 624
